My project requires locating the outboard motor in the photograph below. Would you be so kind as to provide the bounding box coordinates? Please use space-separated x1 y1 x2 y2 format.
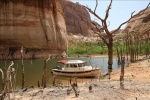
53 66 61 70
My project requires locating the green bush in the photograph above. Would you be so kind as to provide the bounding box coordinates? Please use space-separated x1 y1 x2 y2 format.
67 42 107 55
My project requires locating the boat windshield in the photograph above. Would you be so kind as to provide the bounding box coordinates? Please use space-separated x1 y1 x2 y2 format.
65 63 85 68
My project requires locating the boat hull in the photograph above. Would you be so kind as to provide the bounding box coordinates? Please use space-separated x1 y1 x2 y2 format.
52 69 100 78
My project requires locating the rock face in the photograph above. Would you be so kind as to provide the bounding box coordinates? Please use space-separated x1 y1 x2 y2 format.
62 1 96 36
0 0 68 59
122 7 150 35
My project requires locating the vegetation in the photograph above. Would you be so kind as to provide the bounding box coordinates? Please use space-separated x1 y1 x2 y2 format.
67 42 108 56
67 39 150 58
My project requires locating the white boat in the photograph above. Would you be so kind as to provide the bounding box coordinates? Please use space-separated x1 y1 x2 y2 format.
52 60 100 78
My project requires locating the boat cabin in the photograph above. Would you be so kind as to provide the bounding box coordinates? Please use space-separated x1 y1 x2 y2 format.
57 60 93 71
53 60 100 77
57 60 86 68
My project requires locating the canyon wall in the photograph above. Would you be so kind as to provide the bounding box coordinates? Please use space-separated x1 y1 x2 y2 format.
122 7 150 36
62 1 94 35
0 0 68 59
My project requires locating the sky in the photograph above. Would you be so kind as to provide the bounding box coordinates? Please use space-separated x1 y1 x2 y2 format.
71 0 150 31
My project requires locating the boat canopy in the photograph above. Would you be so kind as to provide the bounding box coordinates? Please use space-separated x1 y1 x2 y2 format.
57 60 86 64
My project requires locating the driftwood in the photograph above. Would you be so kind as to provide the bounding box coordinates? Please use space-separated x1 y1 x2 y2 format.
22 86 34 92
71 84 79 97
32 90 43 97
0 61 15 100
69 78 79 97
0 91 6 100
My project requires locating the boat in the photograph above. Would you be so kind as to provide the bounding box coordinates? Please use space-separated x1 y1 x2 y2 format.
52 60 100 78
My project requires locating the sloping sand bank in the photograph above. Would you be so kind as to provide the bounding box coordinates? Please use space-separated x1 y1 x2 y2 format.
6 59 150 100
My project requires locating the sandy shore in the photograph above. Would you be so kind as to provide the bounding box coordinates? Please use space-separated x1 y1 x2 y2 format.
5 58 150 100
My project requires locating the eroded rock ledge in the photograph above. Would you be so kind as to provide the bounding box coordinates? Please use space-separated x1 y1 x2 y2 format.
0 0 67 59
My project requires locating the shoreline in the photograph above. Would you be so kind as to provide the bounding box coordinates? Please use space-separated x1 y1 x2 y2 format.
2 57 150 100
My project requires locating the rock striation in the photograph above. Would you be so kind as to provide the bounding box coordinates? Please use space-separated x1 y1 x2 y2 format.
62 1 102 36
122 7 150 35
0 0 68 59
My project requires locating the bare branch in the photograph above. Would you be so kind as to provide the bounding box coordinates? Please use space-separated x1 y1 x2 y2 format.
103 21 111 35
94 0 98 13
131 11 135 17
84 0 111 35
9 61 14 68
104 0 112 21
92 22 108 46
46 54 51 62
112 2 150 34
100 0 112 35
0 68 4 80
84 5 103 22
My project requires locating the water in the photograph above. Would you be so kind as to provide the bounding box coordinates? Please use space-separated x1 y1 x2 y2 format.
0 57 120 90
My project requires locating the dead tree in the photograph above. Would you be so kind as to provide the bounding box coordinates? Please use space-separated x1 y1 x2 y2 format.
0 68 4 90
21 46 25 89
42 60 47 88
124 31 130 61
42 55 51 88
84 0 150 75
69 77 79 97
2 61 15 100
120 57 125 89
114 43 121 65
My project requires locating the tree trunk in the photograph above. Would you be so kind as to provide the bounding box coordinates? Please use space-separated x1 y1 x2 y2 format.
116 47 121 65
136 38 139 61
120 57 125 89
42 60 47 88
21 46 25 89
0 68 4 90
108 36 113 74
125 36 129 61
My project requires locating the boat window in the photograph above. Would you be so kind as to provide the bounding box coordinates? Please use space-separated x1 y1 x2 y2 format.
74 64 77 67
72 64 77 67
66 64 69 68
66 64 77 68
78 64 82 67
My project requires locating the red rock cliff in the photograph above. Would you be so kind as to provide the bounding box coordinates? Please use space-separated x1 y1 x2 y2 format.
62 1 94 35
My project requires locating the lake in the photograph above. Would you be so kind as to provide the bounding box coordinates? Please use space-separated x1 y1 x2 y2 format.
0 57 121 90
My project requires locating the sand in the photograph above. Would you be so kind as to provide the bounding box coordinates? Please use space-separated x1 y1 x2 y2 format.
3 58 150 100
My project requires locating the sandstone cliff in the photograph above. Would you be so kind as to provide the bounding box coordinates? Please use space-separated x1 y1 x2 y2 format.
62 1 99 36
0 0 68 59
122 7 150 35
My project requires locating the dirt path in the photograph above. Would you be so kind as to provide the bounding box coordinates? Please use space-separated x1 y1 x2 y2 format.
6 59 150 100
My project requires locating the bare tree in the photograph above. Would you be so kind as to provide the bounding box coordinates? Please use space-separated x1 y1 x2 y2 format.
0 68 4 90
42 55 51 88
21 46 25 89
84 0 150 75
